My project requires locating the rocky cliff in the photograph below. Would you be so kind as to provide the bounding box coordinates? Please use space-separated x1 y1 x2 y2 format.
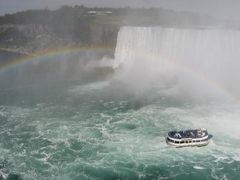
0 23 119 55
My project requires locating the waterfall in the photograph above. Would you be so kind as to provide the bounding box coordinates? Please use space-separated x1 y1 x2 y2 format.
114 26 240 97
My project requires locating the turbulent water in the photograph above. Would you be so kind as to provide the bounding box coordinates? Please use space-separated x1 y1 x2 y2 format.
1 27 240 179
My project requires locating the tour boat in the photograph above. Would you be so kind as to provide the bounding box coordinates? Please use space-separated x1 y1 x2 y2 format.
166 128 212 147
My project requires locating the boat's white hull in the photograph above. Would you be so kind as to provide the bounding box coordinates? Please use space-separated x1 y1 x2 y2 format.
166 138 210 147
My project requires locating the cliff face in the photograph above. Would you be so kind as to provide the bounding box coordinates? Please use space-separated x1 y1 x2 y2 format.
89 24 119 46
0 23 119 54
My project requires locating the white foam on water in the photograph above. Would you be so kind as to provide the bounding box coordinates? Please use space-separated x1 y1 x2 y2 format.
193 166 206 170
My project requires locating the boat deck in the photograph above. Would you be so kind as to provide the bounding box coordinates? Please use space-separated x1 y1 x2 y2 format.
168 129 208 139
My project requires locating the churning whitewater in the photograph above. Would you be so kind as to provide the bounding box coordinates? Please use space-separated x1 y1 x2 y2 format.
0 26 240 179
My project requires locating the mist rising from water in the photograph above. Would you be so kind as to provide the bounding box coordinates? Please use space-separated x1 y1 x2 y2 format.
114 26 240 101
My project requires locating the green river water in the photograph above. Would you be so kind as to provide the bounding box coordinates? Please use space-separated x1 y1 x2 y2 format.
0 74 240 180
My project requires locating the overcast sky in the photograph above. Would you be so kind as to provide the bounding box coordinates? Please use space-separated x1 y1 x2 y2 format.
1 0 240 21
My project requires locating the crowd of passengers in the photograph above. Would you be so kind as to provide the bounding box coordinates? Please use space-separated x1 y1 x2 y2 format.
170 130 207 139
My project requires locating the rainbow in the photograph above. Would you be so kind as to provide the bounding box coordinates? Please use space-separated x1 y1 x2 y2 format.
0 45 115 72
0 45 240 103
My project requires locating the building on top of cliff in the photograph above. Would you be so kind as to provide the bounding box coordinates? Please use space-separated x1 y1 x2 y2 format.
88 11 112 16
